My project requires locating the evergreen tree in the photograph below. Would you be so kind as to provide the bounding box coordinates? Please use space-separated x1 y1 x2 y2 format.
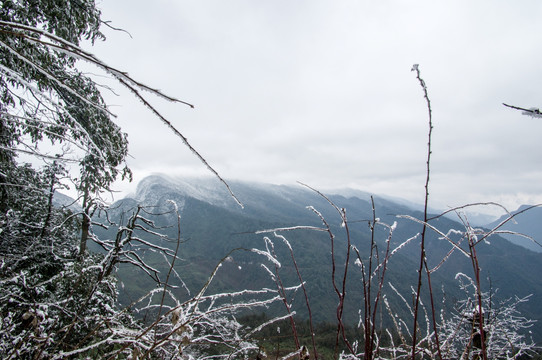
0 1 135 357
1 0 131 254
0 1 258 358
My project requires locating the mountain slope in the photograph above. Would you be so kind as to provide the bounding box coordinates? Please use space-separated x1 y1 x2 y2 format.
95 175 542 343
487 204 542 253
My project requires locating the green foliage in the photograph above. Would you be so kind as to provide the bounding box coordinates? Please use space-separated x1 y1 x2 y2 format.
0 0 103 45
0 0 131 210
0 1 136 357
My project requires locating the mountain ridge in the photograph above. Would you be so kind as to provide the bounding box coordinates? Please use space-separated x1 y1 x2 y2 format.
488 204 542 253
94 174 542 343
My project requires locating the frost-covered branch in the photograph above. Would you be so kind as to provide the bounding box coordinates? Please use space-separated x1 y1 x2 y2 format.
503 102 542 118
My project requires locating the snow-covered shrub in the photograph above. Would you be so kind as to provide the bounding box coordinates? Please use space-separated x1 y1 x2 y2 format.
437 273 536 360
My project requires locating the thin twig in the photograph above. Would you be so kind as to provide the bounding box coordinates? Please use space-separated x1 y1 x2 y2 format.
410 64 443 360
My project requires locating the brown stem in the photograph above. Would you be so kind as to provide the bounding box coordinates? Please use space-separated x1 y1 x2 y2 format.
410 64 443 360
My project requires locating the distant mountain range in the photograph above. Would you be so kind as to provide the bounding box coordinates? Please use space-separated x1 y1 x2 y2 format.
488 205 542 253
88 174 542 343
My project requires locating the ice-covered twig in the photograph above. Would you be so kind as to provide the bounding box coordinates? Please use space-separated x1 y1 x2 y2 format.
503 102 542 118
398 214 470 258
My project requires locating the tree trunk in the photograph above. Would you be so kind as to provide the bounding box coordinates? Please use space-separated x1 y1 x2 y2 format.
79 209 90 258
79 184 91 259
41 165 57 238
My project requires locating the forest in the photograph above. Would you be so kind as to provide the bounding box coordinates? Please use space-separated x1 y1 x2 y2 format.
0 1 540 359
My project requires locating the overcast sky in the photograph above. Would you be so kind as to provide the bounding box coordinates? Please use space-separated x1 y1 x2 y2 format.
87 0 542 216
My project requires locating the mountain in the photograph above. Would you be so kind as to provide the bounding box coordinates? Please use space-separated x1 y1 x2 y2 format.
94 174 542 344
487 204 542 253
52 191 81 212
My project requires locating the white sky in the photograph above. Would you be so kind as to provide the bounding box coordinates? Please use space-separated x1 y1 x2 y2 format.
86 0 542 215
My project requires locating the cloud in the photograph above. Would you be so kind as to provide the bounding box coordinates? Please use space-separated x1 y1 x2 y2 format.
91 0 542 213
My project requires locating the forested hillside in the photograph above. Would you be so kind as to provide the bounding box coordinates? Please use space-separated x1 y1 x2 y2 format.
487 205 542 253
97 175 542 344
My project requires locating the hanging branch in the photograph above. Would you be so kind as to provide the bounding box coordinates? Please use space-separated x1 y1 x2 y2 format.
116 77 243 208
0 20 243 207
0 21 192 107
